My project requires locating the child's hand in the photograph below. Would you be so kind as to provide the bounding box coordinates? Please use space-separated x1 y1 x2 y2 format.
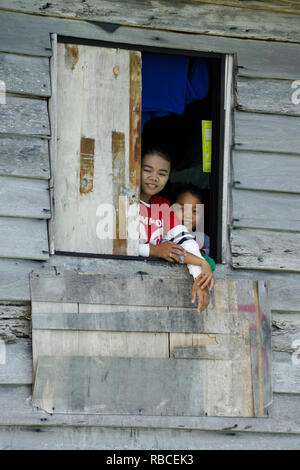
150 242 186 263
191 284 210 314
195 259 215 290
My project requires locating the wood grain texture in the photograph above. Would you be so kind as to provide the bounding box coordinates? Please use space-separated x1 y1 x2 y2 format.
0 52 50 96
237 77 300 117
0 136 50 179
32 355 206 416
232 189 300 231
2 0 300 43
54 43 140 256
3 256 300 302
0 95 50 135
0 176 50 219
234 111 300 153
232 150 300 193
0 385 299 435
1 10 300 79
0 339 32 384
3 423 300 450
231 228 300 271
0 218 49 260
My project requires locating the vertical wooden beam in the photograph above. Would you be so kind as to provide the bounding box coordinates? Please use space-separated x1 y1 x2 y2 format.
129 51 141 207
112 131 127 255
48 33 57 255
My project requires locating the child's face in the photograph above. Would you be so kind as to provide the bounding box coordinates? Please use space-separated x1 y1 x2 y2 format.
141 153 171 200
173 192 203 232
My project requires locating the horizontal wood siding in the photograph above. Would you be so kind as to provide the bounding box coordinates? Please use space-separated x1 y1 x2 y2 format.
0 5 299 447
0 176 50 219
0 136 50 179
0 52 50 97
2 0 300 43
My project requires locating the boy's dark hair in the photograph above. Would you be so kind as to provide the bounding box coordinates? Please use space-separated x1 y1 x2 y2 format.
170 182 205 204
141 148 172 166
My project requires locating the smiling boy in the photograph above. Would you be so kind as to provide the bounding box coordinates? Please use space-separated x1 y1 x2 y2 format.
139 149 213 313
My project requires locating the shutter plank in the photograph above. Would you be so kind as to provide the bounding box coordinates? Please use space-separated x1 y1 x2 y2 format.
54 43 140 256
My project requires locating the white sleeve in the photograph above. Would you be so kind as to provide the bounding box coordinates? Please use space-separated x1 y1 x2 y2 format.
164 224 204 279
139 243 150 257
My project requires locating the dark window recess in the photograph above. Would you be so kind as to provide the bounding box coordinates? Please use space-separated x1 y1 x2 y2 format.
142 53 225 263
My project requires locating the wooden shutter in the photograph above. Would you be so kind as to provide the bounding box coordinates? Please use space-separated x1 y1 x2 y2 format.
53 42 141 255
30 272 272 418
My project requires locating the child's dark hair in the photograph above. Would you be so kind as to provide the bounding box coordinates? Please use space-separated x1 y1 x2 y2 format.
170 183 204 204
141 148 172 166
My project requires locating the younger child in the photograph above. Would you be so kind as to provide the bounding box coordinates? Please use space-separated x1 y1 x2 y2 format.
139 149 214 312
170 183 216 272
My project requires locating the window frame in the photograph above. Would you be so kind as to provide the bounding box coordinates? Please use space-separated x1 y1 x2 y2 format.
48 33 233 265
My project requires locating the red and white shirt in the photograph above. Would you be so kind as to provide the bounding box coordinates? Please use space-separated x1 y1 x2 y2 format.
139 196 203 278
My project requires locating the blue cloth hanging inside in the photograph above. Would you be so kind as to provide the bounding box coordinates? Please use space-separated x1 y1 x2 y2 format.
142 54 209 130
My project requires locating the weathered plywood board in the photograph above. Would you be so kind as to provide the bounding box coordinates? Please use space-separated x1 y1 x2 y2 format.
0 136 50 180
32 330 169 374
0 52 50 96
0 218 49 260
235 111 300 153
232 189 300 231
3 0 300 43
232 150 300 193
231 228 300 272
237 77 300 116
0 176 50 219
32 355 206 416
54 43 140 256
0 95 50 135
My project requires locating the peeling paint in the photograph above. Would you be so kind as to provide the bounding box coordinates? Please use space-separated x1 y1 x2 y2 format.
79 137 95 194
64 43 79 71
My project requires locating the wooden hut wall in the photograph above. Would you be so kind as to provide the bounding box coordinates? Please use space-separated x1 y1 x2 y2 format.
0 1 300 449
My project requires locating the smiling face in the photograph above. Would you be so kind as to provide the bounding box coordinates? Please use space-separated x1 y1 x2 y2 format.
173 191 203 232
140 153 171 202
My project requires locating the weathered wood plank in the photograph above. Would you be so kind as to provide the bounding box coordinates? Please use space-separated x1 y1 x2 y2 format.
0 95 50 135
32 355 206 416
0 52 50 96
32 330 169 375
171 334 249 360
54 43 140 256
2 0 300 43
2 424 300 450
232 189 300 231
270 280 300 312
32 305 240 333
0 176 50 219
0 218 49 260
235 111 300 153
0 303 31 342
0 339 32 384
0 136 50 179
3 256 300 303
1 384 300 434
230 228 300 272
29 270 199 306
1 11 300 79
232 150 300 193
272 351 300 394
237 77 300 116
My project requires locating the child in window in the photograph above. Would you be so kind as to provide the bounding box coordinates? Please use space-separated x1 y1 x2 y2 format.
139 149 214 313
170 183 216 273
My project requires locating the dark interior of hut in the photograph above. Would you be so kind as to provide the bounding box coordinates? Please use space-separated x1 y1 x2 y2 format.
141 52 223 262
